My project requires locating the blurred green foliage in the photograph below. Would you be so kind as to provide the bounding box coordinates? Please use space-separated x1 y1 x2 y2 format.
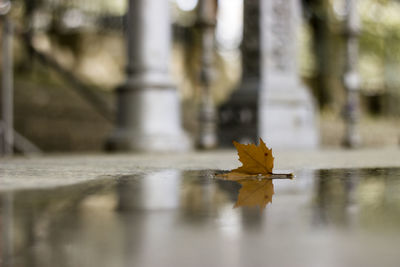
360 0 400 92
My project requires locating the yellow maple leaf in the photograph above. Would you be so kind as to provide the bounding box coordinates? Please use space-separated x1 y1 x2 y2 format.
234 178 274 210
230 138 274 176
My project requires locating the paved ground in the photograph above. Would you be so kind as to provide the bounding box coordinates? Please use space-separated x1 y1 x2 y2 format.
2 149 400 267
1 148 400 190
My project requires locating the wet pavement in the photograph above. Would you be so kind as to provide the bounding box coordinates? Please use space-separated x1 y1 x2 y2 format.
1 167 400 267
2 148 400 190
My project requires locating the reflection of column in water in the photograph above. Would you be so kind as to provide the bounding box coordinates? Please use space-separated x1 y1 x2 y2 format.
179 171 234 220
180 171 217 219
118 171 181 267
356 169 400 228
312 169 359 227
180 171 243 267
344 170 360 227
1 192 14 267
118 170 181 210
266 169 315 230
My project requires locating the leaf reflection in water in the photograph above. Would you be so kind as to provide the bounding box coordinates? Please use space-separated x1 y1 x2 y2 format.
235 178 274 210
218 173 293 210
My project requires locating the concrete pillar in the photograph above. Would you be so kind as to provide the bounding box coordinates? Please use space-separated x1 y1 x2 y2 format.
241 0 261 92
1 2 13 156
259 0 318 148
342 0 361 148
218 0 260 146
196 0 218 149
107 0 190 152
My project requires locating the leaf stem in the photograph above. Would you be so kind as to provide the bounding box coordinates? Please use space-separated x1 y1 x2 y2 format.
270 173 294 179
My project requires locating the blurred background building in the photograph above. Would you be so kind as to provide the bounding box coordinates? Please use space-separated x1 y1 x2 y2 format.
0 0 400 154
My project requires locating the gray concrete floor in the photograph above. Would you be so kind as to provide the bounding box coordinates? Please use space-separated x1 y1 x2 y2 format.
1 148 400 190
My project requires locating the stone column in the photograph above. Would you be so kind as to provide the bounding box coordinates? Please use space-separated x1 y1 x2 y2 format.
196 0 217 149
241 0 260 93
0 1 13 156
218 0 260 146
107 0 190 152
259 0 318 148
342 0 361 148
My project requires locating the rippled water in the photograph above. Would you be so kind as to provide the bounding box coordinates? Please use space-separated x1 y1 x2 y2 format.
1 168 400 267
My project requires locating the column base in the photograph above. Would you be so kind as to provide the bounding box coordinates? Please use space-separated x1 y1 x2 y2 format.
259 84 319 149
106 86 192 152
217 79 259 146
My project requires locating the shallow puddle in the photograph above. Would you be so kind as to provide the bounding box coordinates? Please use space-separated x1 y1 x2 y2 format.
1 168 400 267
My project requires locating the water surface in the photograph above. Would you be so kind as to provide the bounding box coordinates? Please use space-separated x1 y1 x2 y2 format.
1 168 400 267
